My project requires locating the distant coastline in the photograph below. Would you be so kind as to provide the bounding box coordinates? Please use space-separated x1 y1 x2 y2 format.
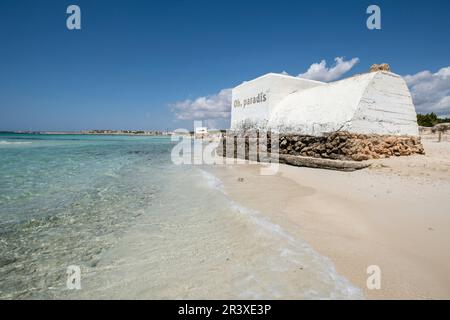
0 130 173 136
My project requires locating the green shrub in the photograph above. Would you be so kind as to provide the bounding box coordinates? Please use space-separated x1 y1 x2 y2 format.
417 113 450 127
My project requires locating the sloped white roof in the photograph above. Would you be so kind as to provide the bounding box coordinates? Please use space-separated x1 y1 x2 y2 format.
234 72 324 89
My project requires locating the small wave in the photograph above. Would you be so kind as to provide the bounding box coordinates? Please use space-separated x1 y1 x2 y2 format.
199 169 294 241
229 200 364 299
0 140 32 145
198 168 364 299
199 169 226 194
229 201 296 242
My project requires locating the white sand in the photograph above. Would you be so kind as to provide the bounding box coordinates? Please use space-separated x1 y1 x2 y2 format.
209 140 450 299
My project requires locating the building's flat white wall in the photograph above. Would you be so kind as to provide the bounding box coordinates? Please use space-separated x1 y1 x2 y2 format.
349 72 419 136
230 73 324 131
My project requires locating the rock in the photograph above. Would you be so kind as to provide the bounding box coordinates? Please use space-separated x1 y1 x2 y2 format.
352 153 370 161
369 63 391 72
380 63 391 71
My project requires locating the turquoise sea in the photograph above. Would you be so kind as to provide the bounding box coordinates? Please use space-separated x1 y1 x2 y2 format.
0 133 362 299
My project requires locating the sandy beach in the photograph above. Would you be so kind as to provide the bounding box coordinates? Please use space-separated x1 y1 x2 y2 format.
208 140 450 299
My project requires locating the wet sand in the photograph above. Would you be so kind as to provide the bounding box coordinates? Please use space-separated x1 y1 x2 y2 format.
208 140 450 299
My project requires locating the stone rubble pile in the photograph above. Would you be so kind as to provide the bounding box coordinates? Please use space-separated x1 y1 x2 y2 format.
369 63 391 72
218 131 424 162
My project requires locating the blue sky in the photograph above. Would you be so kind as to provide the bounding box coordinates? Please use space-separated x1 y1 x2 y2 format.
0 0 449 131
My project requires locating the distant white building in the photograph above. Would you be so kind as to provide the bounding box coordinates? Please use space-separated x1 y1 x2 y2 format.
230 71 419 136
195 127 208 135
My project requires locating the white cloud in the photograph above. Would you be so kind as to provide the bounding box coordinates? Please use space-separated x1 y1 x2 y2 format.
298 57 360 82
170 88 232 121
404 67 450 115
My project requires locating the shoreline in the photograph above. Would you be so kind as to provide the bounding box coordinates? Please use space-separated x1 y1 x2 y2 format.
0 132 171 137
207 140 450 299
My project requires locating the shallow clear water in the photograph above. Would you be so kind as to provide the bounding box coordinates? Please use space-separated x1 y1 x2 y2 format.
0 133 362 299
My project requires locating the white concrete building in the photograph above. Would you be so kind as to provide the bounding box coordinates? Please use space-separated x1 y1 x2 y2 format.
195 127 208 135
230 71 419 136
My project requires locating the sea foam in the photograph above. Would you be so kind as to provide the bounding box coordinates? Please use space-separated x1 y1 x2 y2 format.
0 140 32 145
